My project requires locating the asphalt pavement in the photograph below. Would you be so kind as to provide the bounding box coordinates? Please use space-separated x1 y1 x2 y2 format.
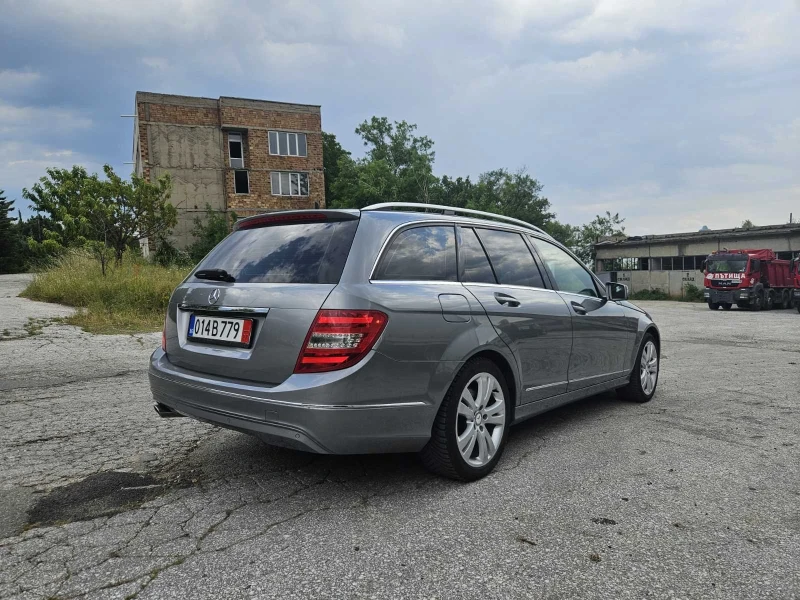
1 273 798 599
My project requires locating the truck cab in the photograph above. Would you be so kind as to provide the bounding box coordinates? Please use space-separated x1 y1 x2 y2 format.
703 249 793 311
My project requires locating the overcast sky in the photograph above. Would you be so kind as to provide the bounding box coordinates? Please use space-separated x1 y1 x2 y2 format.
1 0 799 234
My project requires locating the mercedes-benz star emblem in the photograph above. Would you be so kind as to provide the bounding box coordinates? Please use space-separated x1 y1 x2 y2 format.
208 288 221 305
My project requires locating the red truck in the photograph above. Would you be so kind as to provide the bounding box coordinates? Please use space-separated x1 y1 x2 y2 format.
703 249 798 311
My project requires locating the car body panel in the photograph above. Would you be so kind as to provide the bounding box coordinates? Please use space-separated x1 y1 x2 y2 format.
558 291 632 390
462 283 573 402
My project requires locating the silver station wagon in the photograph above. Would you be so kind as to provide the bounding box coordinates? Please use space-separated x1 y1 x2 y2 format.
149 203 660 480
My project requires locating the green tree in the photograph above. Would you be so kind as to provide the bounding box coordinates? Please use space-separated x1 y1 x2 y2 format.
468 168 557 231
23 166 96 255
0 190 29 273
23 165 176 270
89 166 176 264
322 132 351 207
331 117 437 207
572 211 626 267
741 219 755 229
186 205 237 263
429 175 478 208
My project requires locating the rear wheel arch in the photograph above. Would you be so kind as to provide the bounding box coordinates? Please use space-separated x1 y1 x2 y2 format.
460 349 518 420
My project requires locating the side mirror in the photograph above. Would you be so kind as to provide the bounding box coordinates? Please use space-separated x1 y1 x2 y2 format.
606 282 629 301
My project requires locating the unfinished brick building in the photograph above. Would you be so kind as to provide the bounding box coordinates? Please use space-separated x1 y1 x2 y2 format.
132 91 325 247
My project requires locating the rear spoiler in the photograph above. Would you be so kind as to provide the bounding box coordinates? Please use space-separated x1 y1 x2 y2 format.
234 210 359 231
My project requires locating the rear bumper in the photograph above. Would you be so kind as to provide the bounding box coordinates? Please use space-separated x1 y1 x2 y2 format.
704 288 750 304
148 349 440 454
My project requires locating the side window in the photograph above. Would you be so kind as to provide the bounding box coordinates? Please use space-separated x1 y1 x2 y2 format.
373 226 457 281
460 228 496 283
533 238 599 297
476 229 544 288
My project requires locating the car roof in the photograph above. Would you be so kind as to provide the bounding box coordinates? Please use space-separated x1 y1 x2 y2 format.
356 207 555 241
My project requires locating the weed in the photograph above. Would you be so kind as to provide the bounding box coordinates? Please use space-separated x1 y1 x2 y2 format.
21 251 190 334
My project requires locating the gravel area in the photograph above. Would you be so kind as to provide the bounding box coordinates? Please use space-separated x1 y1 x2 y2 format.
1 273 798 599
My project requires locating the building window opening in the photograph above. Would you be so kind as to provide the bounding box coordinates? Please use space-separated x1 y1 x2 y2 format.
270 171 309 196
234 170 249 194
229 133 244 169
269 131 308 157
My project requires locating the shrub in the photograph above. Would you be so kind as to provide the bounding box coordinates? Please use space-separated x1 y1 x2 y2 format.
629 288 671 301
187 206 237 264
21 251 190 333
152 235 193 268
682 283 705 302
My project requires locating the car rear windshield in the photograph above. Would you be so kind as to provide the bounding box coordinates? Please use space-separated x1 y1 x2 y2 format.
194 220 358 284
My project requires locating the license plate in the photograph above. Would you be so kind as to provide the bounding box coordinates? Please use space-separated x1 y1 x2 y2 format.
188 315 253 346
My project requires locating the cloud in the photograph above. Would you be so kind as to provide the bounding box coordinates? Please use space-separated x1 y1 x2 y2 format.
0 142 100 202
0 102 92 136
2 0 799 231
542 48 657 83
0 69 42 93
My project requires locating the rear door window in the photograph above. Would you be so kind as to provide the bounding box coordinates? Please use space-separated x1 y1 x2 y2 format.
476 228 545 288
195 220 358 284
460 227 496 283
373 225 457 281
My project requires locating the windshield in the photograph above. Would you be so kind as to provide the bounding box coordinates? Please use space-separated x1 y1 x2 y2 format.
707 258 748 273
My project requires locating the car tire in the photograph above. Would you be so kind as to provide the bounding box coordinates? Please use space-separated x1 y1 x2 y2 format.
721 303 732 310
765 290 775 311
420 358 511 481
617 333 659 404
707 301 720 310
781 290 790 309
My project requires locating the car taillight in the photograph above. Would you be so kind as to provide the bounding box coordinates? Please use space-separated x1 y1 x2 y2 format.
162 316 167 352
294 310 388 374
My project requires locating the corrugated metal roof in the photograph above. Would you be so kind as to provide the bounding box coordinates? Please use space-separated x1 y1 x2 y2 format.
595 222 800 248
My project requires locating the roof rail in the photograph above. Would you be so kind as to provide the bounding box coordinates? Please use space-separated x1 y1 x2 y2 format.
361 202 552 238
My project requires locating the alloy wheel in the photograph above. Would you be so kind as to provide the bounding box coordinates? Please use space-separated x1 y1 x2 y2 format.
640 341 658 396
456 373 506 467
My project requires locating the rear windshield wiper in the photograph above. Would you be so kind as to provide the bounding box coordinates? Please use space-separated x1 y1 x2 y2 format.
194 268 235 283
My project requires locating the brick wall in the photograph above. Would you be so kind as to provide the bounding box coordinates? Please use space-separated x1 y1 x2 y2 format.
221 104 325 213
134 92 325 242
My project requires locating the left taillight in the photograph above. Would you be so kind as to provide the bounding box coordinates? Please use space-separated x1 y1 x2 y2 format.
294 310 388 374
162 315 167 352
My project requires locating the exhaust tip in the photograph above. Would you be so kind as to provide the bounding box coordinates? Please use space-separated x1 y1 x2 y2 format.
154 402 184 418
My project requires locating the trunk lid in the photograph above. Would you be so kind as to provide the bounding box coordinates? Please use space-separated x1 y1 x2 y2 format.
165 212 359 385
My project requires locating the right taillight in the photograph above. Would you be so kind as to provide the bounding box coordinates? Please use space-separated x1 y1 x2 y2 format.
294 310 388 374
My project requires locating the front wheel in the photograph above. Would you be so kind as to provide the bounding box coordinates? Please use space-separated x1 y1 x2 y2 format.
618 334 659 403
721 303 732 310
421 358 511 481
708 301 720 310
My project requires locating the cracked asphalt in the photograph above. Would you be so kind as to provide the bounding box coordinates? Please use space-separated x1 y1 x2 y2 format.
1 273 799 599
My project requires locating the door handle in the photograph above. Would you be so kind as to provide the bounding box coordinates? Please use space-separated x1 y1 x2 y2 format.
494 292 520 307
571 301 587 315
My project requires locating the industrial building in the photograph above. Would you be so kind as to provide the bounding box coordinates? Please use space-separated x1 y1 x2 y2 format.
132 91 324 247
594 223 800 296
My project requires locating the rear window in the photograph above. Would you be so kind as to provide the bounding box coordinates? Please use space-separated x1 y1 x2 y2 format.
476 228 544 288
195 220 358 284
373 225 457 281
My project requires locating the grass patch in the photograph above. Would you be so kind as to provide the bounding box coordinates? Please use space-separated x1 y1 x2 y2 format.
21 252 190 334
